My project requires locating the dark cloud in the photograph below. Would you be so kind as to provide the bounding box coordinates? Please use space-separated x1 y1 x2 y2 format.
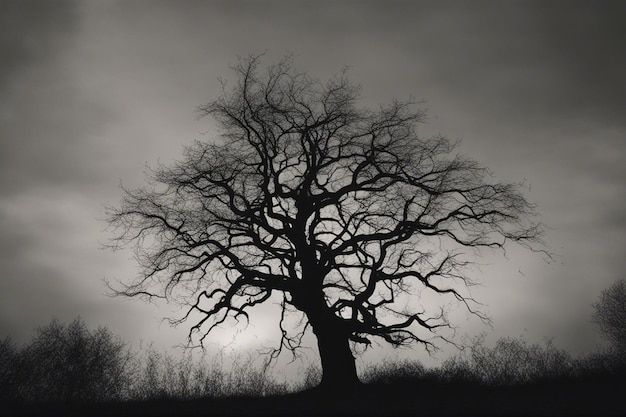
263 1 624 139
0 1 118 196
0 0 84 333
0 0 77 89
396 1 626 131
0 0 122 342
0 0 624 363
531 1 626 121
0 204 77 342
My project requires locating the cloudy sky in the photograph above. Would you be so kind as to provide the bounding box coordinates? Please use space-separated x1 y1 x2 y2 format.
1 0 624 375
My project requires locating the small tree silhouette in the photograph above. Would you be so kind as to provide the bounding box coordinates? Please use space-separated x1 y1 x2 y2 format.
17 317 132 402
108 55 545 388
593 279 626 354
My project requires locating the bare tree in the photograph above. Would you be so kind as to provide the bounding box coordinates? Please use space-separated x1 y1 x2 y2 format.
16 318 132 402
593 279 626 352
107 55 543 388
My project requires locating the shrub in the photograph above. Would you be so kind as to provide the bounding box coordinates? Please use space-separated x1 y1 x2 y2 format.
361 360 427 384
593 279 626 353
439 335 575 385
0 317 292 403
128 347 289 399
12 317 133 402
574 348 626 378
300 365 322 390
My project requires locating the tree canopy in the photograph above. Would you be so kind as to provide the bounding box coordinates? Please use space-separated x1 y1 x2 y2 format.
108 55 544 387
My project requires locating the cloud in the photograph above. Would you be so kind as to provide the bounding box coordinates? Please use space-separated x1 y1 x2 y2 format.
0 0 119 196
0 0 77 89
0 0 623 363
272 1 623 143
0 0 125 342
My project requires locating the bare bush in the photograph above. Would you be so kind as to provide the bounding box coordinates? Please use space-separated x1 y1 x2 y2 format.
1 318 292 403
299 365 323 391
361 360 426 384
129 346 289 399
15 318 132 402
439 336 575 385
574 348 626 377
593 279 626 352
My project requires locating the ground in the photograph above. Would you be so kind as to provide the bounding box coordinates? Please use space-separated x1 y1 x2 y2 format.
2 374 625 417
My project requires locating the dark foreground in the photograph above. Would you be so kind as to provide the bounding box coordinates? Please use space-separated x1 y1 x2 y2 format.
2 375 625 417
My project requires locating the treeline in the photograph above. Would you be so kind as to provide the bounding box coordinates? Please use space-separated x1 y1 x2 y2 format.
1 317 625 404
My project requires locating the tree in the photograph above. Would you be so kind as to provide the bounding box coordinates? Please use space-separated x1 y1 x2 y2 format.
17 318 132 402
107 55 543 388
593 279 626 353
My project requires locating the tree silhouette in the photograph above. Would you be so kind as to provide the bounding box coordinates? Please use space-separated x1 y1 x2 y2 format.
108 55 543 388
15 318 131 402
593 279 626 353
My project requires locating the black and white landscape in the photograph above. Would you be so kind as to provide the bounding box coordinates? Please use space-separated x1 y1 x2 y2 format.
1 1 624 416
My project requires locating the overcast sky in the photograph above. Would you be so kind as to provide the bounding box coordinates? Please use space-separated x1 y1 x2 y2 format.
1 0 624 376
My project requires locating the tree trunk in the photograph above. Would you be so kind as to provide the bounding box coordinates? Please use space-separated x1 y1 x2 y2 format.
292 275 361 389
309 314 361 389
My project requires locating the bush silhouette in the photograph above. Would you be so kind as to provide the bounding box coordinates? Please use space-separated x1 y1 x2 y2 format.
13 317 132 402
128 346 289 400
593 279 626 353
0 318 292 404
438 336 575 385
361 359 427 385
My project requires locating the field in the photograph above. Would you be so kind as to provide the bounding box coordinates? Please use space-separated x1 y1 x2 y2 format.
3 374 625 417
